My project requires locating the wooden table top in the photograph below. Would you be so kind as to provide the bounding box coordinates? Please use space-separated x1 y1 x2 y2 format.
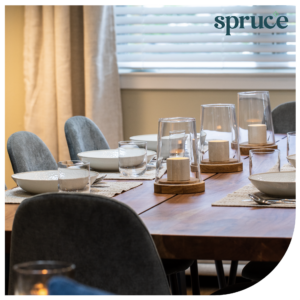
5 134 294 262
139 134 295 262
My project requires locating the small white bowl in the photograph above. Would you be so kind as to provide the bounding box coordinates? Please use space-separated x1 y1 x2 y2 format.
249 171 296 198
12 170 99 194
287 154 296 168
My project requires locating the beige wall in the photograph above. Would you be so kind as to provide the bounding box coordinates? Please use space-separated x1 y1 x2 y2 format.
121 90 295 140
5 6 25 189
5 6 295 189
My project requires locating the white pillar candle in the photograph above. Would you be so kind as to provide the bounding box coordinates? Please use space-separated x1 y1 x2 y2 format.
167 157 190 181
248 124 267 144
208 140 229 162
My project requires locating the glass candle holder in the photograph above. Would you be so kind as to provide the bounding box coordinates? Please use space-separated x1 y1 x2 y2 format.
58 160 90 193
155 117 201 182
200 104 240 165
13 261 75 295
238 91 275 146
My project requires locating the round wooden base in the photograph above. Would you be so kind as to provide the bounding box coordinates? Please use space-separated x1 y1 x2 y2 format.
154 178 205 194
240 143 278 155
200 161 243 173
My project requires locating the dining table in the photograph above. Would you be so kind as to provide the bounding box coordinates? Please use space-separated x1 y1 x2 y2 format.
5 134 295 267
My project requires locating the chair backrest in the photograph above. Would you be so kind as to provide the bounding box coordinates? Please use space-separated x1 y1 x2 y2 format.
272 101 296 134
8 193 170 295
65 116 110 160
7 131 57 174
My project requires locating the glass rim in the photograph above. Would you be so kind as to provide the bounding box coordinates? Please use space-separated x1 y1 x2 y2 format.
119 141 147 145
287 131 296 136
158 117 196 123
57 160 90 166
13 260 76 275
249 148 280 154
201 103 235 108
238 91 269 96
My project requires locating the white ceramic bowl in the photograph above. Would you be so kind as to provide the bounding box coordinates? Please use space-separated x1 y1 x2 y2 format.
12 170 99 194
287 154 296 168
130 132 206 153
248 171 296 198
78 149 156 171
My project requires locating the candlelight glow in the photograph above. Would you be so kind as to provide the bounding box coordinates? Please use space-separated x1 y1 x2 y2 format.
30 283 48 295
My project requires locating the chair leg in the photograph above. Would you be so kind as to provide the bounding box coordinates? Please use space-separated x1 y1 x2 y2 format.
169 273 180 295
215 260 226 289
177 271 187 295
228 261 239 286
190 260 200 295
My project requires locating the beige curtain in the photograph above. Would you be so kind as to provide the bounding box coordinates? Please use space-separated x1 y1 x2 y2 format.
24 6 123 161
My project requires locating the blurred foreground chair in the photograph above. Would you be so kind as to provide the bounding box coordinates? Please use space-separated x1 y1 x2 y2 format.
272 101 295 133
65 116 110 160
8 193 171 295
7 131 57 174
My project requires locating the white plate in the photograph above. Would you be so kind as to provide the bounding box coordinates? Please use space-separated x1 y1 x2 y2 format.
249 171 296 198
287 154 296 168
78 149 156 171
130 132 207 153
11 170 99 194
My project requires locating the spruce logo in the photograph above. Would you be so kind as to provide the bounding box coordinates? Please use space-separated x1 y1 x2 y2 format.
214 15 289 36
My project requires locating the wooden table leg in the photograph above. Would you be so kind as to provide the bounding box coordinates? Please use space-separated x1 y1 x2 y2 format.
228 261 239 286
190 260 200 295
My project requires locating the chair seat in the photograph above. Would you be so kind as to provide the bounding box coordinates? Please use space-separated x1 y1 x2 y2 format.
162 259 194 275
242 262 278 281
211 282 256 295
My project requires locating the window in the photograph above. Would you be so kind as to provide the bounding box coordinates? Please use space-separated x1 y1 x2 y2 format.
114 5 296 70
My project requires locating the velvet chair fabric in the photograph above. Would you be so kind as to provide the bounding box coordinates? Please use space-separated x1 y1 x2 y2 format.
48 276 113 295
8 193 170 295
272 101 296 133
7 131 57 174
65 116 110 160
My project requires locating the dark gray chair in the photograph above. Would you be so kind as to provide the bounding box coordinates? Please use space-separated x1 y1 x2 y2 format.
7 131 57 174
65 116 110 160
241 261 278 282
8 193 171 295
272 101 296 133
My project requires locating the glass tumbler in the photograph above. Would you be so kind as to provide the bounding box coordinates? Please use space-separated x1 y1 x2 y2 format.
13 261 75 295
58 160 90 193
287 131 296 157
249 149 280 175
119 141 147 177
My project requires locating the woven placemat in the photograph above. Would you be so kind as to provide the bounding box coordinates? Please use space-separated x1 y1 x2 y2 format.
5 181 143 204
95 164 166 180
212 164 295 208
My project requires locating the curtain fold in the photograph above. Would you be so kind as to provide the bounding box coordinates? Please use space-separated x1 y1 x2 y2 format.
23 5 123 161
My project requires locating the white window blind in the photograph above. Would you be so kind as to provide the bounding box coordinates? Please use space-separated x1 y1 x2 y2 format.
114 5 296 70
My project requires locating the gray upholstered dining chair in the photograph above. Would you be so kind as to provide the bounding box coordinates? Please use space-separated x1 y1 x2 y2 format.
64 116 110 160
272 101 296 133
8 193 171 295
7 131 57 174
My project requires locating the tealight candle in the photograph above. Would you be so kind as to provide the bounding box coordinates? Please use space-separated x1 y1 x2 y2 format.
248 124 267 144
208 140 229 162
167 157 190 181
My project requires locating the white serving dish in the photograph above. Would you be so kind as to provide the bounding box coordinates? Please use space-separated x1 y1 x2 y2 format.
130 132 207 153
287 154 296 168
12 170 99 194
248 171 296 198
78 149 156 171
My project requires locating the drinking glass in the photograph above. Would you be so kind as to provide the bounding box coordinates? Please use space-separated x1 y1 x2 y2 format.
249 149 280 175
13 261 75 295
58 160 90 193
287 131 296 157
119 141 147 177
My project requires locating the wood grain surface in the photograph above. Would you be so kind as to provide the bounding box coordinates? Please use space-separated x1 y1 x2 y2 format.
140 134 295 262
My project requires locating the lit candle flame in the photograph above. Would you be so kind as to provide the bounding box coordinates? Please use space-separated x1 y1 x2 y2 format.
30 283 48 295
